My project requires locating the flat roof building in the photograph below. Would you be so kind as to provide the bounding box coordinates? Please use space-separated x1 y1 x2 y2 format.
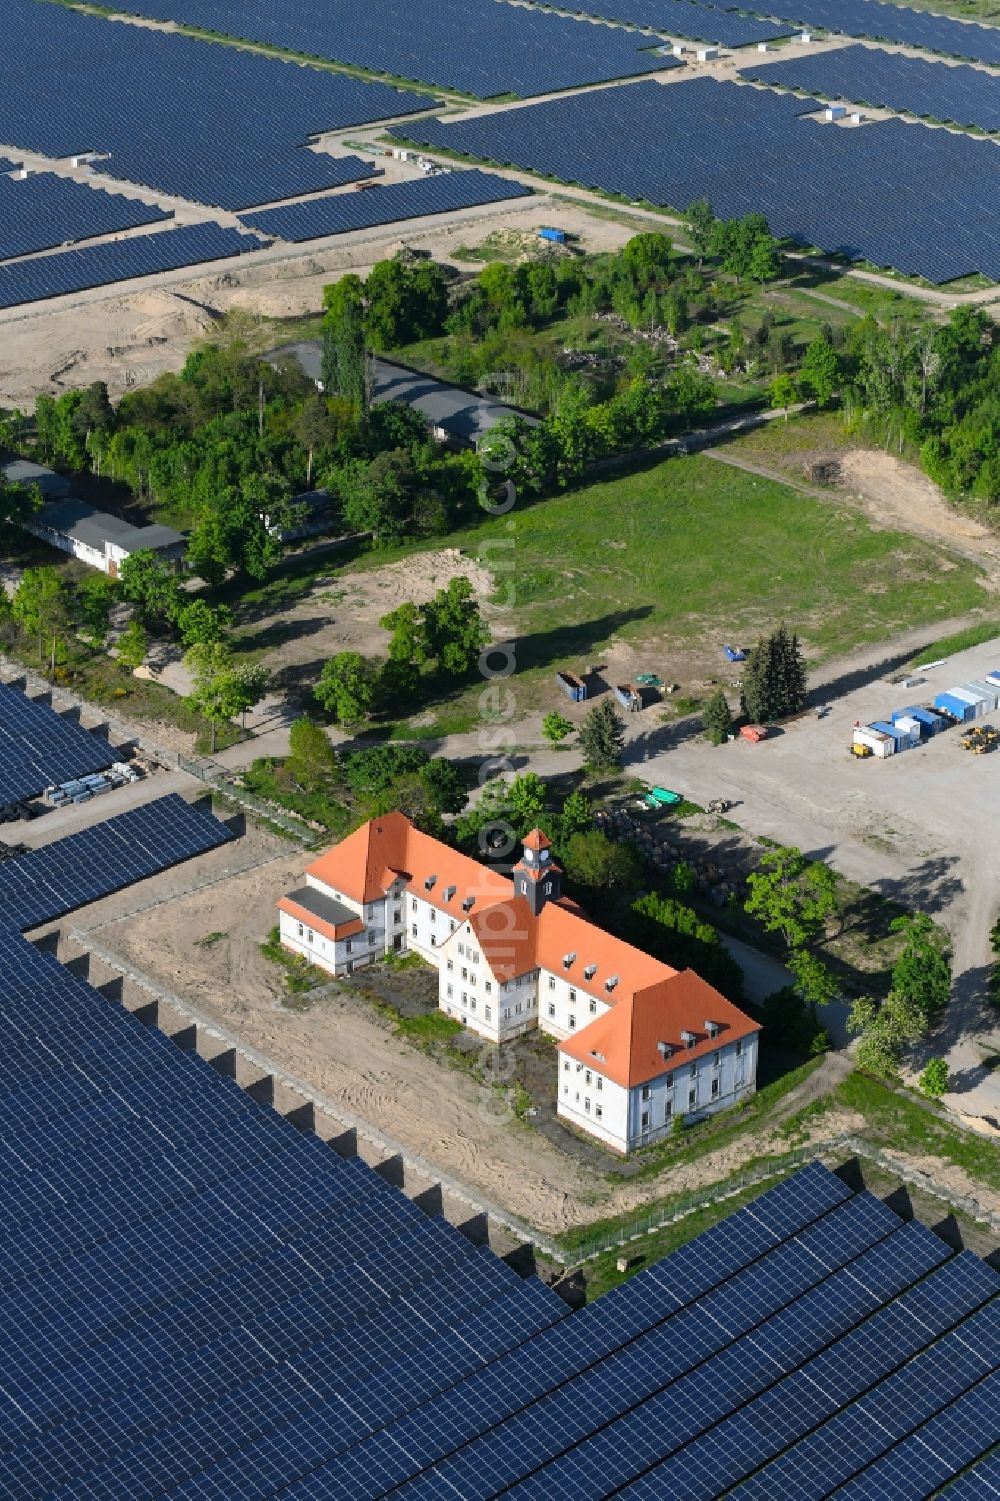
22 495 185 576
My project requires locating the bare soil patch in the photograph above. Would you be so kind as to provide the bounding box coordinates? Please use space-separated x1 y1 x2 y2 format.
837 450 1000 569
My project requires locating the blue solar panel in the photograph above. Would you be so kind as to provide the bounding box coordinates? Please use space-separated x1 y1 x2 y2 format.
391 77 1000 283
103 0 676 97
0 793 233 930
240 169 533 242
730 0 1000 67
550 0 792 45
740 43 1000 134
0 224 263 311
0 0 429 211
825 1371 1000 1500
0 681 117 809
0 172 172 260
725 1301 1000 1500
937 1451 1000 1500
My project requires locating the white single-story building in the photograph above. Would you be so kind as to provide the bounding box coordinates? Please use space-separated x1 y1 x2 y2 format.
278 814 760 1153
21 496 185 577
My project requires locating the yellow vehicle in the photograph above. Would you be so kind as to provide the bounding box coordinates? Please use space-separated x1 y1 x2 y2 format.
851 742 873 758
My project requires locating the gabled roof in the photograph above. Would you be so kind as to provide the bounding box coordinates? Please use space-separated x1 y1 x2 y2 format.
559 970 761 1089
305 811 512 912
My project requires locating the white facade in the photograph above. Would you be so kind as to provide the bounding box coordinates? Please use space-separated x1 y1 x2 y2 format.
557 1033 757 1150
278 817 759 1154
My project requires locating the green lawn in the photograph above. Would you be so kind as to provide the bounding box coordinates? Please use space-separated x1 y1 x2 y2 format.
457 451 983 677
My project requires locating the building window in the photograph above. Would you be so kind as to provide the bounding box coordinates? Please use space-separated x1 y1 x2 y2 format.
568 1015 576 1030
516 1003 522 1014
575 1092 580 1104
688 1088 696 1109
471 974 478 988
296 922 303 938
411 898 417 911
471 999 477 1011
569 988 576 1002
584 1097 591 1113
461 992 467 1005
446 984 453 997
595 1104 603 1119
485 981 492 994
544 881 552 894
412 924 417 937
430 910 436 923
458 942 464 956
596 1077 603 1091
485 1005 491 1021
665 1100 673 1120
393 908 401 924
346 940 353 954
713 1050 721 1067
589 1000 597 1014
462 967 468 981
641 1111 650 1129
689 1064 697 1079
711 1078 720 1099
447 960 454 972
430 936 436 948
548 1003 556 1019
450 920 456 931
563 1085 569 1096
641 1085 651 1101
736 1039 743 1057
306 930 314 944
665 1072 673 1088
472 951 479 963
548 975 556 990
585 1070 592 1086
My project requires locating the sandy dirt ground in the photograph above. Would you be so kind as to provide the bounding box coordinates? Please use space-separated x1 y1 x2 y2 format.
838 450 1000 571
0 196 633 409
78 830 1000 1236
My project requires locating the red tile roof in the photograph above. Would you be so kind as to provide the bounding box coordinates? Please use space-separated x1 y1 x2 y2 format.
559 970 761 1089
303 815 759 1085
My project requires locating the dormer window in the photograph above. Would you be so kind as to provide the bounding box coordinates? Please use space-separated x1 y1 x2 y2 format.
657 1041 673 1060
584 964 597 980
424 875 437 891
681 1029 697 1049
605 975 619 993
562 952 576 969
444 885 456 902
462 897 475 911
705 1020 720 1038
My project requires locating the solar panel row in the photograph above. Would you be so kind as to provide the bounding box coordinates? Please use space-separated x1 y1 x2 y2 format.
0 792 233 931
0 172 172 263
0 922 569 1499
390 77 1000 282
732 0 1000 67
0 223 262 311
740 42 1000 134
538 0 793 47
0 681 116 810
1 0 428 211
240 169 533 242
109 0 675 98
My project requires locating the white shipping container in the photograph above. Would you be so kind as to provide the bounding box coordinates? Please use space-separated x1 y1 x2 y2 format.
893 716 922 748
965 680 998 711
854 728 894 758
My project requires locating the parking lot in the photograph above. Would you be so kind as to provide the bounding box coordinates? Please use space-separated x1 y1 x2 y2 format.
632 637 1000 1128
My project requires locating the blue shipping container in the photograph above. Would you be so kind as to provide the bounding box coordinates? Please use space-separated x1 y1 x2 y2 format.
871 720 907 743
906 707 946 737
934 691 975 723
538 227 565 242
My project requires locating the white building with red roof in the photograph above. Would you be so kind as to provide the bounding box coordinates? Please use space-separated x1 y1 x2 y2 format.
278 812 759 1153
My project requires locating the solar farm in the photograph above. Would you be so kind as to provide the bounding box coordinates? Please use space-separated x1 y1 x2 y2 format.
392 77 1000 283
0 0 995 312
740 43 1000 134
0 680 117 814
0 993 997 1501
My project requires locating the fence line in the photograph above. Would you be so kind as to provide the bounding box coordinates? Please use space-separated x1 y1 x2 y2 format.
563 1134 1000 1265
177 754 318 845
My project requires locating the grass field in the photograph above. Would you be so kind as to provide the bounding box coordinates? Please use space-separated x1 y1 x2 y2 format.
461 449 981 676
333 448 986 732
